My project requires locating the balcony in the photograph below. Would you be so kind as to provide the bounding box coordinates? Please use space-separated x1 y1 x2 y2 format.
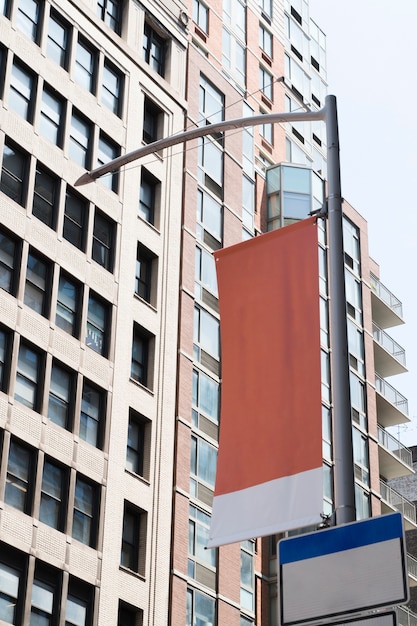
370 273 404 329
373 323 407 377
408 554 417 588
376 374 410 428
397 606 417 626
378 426 413 479
380 479 417 530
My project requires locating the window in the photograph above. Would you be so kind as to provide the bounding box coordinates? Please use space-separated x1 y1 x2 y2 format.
192 368 219 427
190 435 217 492
143 22 165 76
0 139 28 206
66 578 94 626
194 306 220 361
33 165 59 227
97 134 119 192
72 475 99 548
131 324 152 388
30 567 57 625
353 427 369 486
188 504 216 577
39 459 67 530
193 0 208 33
259 0 272 19
259 66 273 101
198 137 223 197
0 227 20 294
56 272 81 337
24 249 51 316
260 113 273 145
135 243 156 304
86 293 110 357
92 210 115 270
118 601 143 626
259 24 272 57
102 60 123 116
16 0 40 41
240 541 254 611
15 341 42 410
0 0 10 17
74 37 97 93
143 97 163 144
9 59 35 121
63 190 87 251
195 246 218 300
197 188 222 244
0 562 21 624
222 28 245 85
48 360 74 429
199 76 224 125
39 86 64 146
186 588 215 626
69 111 92 168
121 502 146 574
97 0 121 34
47 10 70 68
5 439 34 512
126 409 149 479
80 381 105 448
343 217 361 274
139 168 159 225
0 327 11 392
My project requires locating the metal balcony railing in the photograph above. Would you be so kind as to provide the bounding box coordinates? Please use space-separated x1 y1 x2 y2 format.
373 323 406 366
375 374 409 415
380 479 416 524
370 274 403 317
397 606 417 626
408 554 417 582
378 426 413 468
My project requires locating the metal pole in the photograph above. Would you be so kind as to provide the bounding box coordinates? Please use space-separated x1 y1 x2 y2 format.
325 95 356 525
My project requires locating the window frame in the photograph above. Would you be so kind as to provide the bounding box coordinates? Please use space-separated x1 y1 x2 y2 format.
48 359 76 430
14 340 43 412
9 58 36 122
32 164 60 228
24 248 52 317
0 139 29 207
85 292 111 357
92 209 115 271
55 271 82 338
5 438 35 514
80 379 106 449
143 22 166 77
72 475 100 548
0 226 21 295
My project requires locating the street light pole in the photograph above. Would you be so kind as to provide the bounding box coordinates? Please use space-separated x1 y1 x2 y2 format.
325 95 356 525
76 94 356 526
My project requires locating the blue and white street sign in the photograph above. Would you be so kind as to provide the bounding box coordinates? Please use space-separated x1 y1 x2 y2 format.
278 512 408 626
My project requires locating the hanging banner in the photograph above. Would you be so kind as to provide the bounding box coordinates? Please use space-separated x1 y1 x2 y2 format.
208 217 323 548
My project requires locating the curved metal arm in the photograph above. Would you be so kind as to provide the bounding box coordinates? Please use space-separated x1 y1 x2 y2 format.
74 107 325 186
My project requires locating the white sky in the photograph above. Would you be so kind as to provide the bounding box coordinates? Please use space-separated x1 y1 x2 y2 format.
308 0 417 445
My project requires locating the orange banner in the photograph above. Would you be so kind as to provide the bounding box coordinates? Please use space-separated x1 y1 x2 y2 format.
213 216 322 502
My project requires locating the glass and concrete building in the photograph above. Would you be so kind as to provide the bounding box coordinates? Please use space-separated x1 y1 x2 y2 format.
0 0 414 624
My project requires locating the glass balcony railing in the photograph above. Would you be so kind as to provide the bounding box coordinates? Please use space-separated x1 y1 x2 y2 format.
373 323 406 366
378 426 413 468
375 374 409 415
370 274 403 317
380 479 416 524
397 606 417 626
